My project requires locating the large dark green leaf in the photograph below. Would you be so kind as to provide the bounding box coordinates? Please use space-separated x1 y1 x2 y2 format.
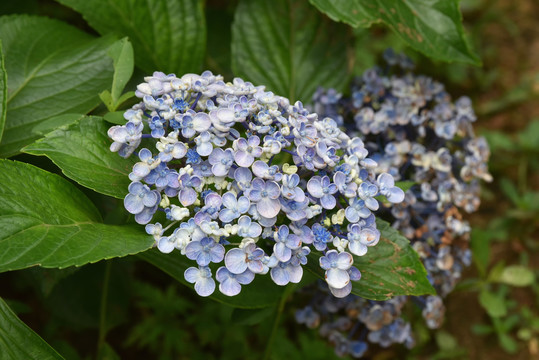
23 116 135 199
232 0 350 102
0 15 116 157
0 160 153 272
0 297 64 360
0 41 6 144
139 249 287 309
56 0 206 75
309 0 480 65
307 219 435 300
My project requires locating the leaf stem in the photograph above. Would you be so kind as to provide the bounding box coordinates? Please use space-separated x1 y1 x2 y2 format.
263 285 294 360
97 261 112 356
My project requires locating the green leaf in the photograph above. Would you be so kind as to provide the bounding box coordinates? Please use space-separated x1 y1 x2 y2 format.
103 111 128 125
496 265 535 287
0 15 116 157
479 289 507 318
106 37 134 108
23 116 135 199
55 0 206 75
0 160 153 272
470 228 491 277
139 249 287 309
309 0 480 65
0 297 64 360
31 114 85 136
0 41 6 144
232 0 351 102
307 219 435 300
395 181 416 192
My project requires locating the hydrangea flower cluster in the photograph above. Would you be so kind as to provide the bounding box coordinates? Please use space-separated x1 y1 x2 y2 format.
108 71 403 298
296 51 491 357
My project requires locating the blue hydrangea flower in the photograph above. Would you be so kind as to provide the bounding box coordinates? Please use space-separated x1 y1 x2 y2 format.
184 266 215 297
218 192 250 223
185 237 225 266
216 267 255 296
273 225 302 262
307 175 338 209
224 243 265 274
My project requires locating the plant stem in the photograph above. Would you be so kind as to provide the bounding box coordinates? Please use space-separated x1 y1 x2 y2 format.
263 285 294 360
97 261 112 356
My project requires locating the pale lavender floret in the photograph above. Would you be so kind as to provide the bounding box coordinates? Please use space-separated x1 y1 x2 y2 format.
280 198 309 221
192 160 213 177
108 121 143 158
281 174 306 202
219 192 250 223
124 182 160 215
377 173 405 203
158 142 187 162
129 148 157 181
252 160 283 181
209 148 234 176
292 122 318 147
216 267 255 296
197 192 222 220
145 162 172 188
347 223 380 256
290 221 314 244
194 131 213 156
291 246 311 266
315 141 339 168
184 266 215 297
149 115 166 138
307 176 338 209
247 205 276 227
270 259 303 286
234 135 263 167
234 167 252 191
296 145 322 171
185 237 225 266
178 173 202 206
273 225 302 262
157 236 175 253
319 250 353 289
145 223 163 237
236 215 262 238
225 243 265 274
333 171 358 198
179 110 212 138
247 178 281 218
348 137 369 159
358 182 380 211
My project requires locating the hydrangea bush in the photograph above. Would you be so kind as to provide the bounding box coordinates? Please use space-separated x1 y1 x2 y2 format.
108 71 405 297
295 51 491 357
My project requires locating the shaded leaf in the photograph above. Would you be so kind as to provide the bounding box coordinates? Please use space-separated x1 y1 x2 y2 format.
479 289 507 318
309 0 480 65
23 116 135 199
0 160 153 272
307 219 435 300
107 37 134 106
496 265 535 287
139 249 286 309
0 297 64 360
232 0 350 102
0 15 116 157
0 41 6 143
56 0 206 75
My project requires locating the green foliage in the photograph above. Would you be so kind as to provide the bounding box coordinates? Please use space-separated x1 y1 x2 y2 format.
55 0 206 75
23 116 136 199
307 219 435 300
232 0 350 102
0 40 6 143
0 15 116 157
99 38 135 112
0 160 153 272
0 297 64 360
139 248 298 309
309 0 480 65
